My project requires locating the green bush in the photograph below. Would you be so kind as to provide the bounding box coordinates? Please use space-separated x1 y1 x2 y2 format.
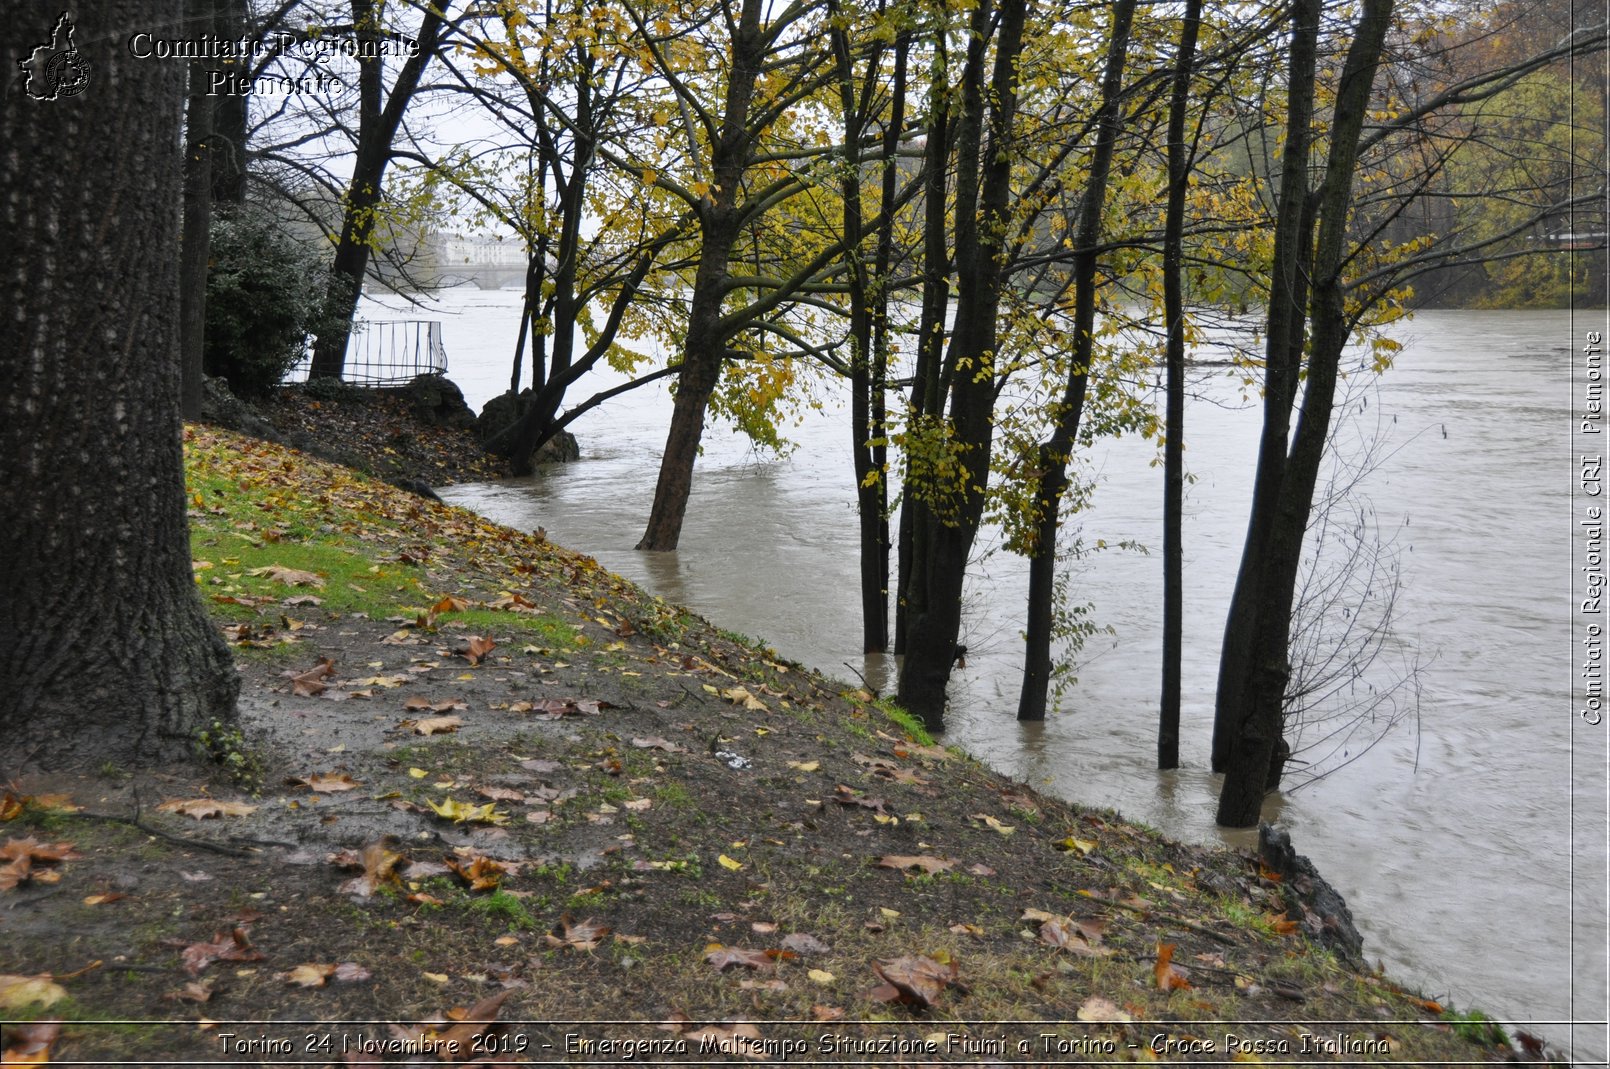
204 211 327 397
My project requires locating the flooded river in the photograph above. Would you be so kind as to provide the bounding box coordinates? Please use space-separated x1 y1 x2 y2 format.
363 289 1609 1062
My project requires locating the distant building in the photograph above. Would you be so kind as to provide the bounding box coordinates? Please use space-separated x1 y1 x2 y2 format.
426 231 528 289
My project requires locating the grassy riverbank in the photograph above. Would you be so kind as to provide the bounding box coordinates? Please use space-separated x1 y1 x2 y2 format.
0 426 1532 1064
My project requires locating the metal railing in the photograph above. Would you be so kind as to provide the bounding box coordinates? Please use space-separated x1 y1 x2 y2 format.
286 320 448 387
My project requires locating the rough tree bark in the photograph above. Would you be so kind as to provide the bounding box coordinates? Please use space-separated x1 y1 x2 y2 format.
179 0 216 420
1 0 240 768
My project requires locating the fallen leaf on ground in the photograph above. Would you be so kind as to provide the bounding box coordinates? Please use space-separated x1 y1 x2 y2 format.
1077 995 1134 1022
288 772 362 793
973 813 1015 835
333 842 403 897
632 736 688 753
157 799 257 820
180 928 264 976
404 696 468 712
546 915 610 951
721 686 768 711
876 854 955 875
427 797 508 825
779 932 830 955
705 945 775 972
1154 942 1192 991
0 974 68 1010
288 657 336 696
0 1019 61 1062
1039 917 1114 957
457 635 497 665
867 955 962 1008
401 715 463 736
446 854 505 891
786 760 820 773
250 564 325 587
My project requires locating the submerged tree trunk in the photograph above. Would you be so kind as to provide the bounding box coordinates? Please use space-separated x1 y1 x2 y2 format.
1210 0 1320 772
1158 0 1202 768
897 0 1028 732
1 0 240 767
1017 0 1135 722
1217 0 1394 826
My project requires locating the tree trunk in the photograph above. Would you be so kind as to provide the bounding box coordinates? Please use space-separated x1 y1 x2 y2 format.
308 0 451 380
179 12 215 421
894 84 952 656
1210 0 1320 772
209 0 247 205
1158 0 1202 768
636 0 764 551
1017 0 1135 722
1217 0 1395 826
897 0 1028 732
1 0 239 767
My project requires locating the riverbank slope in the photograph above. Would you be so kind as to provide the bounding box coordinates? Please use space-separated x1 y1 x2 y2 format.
0 426 1534 1064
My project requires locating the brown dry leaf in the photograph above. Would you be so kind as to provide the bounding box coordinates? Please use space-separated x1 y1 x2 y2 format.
1076 995 1134 1023
446 854 505 892
705 945 776 972
156 799 257 820
1154 942 1192 991
631 736 689 753
432 595 474 613
1 838 81 865
739 978 788 993
335 842 403 897
812 1004 845 1022
180 928 264 976
285 963 337 988
0 791 24 821
868 955 962 1008
83 892 127 907
287 772 361 793
545 915 610 951
832 786 889 814
1039 918 1114 958
401 715 463 736
404 696 468 713
288 657 335 697
475 786 525 803
876 854 956 875
165 979 215 1004
252 564 325 588
779 932 830 955
458 635 497 666
0 1018 61 1062
333 962 372 983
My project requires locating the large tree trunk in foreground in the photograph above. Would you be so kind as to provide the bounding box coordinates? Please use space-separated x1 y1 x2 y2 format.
1 0 240 768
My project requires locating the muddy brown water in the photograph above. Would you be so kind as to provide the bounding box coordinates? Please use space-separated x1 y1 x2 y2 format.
354 290 1609 1062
